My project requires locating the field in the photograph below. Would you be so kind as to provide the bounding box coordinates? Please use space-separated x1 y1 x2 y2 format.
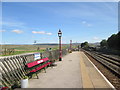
0 44 69 56
1 45 59 51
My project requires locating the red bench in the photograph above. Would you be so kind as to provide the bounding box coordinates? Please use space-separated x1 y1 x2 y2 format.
26 57 51 79
1 87 8 90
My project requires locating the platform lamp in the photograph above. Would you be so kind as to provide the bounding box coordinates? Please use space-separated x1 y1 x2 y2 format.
58 29 62 61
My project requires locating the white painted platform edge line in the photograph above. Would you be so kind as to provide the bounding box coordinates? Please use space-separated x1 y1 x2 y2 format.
83 53 116 90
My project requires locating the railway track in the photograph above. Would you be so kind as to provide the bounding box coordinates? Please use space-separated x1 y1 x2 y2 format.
84 50 120 77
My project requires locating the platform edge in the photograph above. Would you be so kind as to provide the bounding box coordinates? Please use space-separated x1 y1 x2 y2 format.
83 52 116 90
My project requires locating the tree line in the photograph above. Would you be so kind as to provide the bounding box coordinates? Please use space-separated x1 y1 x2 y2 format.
81 41 89 48
80 31 120 51
100 31 120 50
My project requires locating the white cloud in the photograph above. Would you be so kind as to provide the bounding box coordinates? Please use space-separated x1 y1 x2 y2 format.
12 29 23 34
93 37 99 40
32 31 45 34
46 33 52 35
2 21 25 27
91 37 102 43
0 30 6 32
87 24 92 27
82 21 86 24
32 31 52 35
81 21 92 27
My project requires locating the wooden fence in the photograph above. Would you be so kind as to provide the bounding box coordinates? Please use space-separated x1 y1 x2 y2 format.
0 49 68 88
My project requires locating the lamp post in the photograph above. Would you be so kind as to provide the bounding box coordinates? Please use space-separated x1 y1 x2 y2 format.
58 29 62 61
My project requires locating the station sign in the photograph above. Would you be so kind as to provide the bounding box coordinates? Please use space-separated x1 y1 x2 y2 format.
34 53 41 60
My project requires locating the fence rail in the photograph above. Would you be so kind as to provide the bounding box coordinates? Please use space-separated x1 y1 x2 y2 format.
0 49 68 88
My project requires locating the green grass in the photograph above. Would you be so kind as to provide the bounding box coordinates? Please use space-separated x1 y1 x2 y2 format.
1 45 60 51
1 50 45 56
1 44 69 56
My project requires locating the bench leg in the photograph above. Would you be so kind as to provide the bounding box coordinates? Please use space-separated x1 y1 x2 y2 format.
44 68 46 73
50 64 53 68
36 73 39 79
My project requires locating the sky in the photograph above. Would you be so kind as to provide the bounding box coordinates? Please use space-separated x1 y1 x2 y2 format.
0 2 118 44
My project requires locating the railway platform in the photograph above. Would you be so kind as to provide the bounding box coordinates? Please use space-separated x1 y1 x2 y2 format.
27 51 114 88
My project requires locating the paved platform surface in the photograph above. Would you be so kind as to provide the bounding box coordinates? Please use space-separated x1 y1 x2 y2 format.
28 51 113 88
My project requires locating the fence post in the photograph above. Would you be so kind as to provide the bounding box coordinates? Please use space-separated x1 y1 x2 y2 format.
40 53 43 59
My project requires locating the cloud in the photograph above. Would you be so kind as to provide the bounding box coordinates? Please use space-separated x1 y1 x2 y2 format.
0 30 6 32
12 29 23 34
82 21 87 24
93 37 99 40
32 31 45 34
46 33 52 35
2 21 25 27
87 24 92 27
32 31 52 35
81 21 92 27
90 37 102 43
1 18 27 30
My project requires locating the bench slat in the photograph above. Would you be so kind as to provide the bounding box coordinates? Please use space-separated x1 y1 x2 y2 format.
30 62 51 72
27 57 49 68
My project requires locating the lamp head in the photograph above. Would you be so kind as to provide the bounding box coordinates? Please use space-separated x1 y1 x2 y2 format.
58 29 62 37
